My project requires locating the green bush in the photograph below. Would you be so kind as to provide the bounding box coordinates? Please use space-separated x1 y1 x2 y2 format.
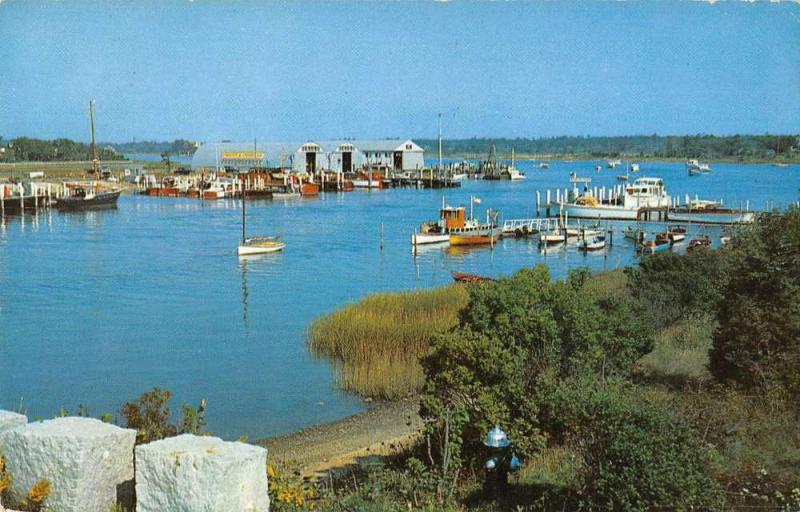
548 381 721 511
420 266 653 469
625 248 730 330
709 208 800 398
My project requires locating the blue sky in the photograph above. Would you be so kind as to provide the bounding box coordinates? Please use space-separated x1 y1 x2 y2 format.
0 0 798 143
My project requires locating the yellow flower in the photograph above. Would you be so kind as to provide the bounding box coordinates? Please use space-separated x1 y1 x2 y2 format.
267 463 276 479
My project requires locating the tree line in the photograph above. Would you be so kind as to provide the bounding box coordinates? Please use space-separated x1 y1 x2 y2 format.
416 134 800 160
0 137 198 162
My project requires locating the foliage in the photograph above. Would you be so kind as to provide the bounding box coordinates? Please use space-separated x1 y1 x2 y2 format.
415 134 800 161
0 456 11 499
308 285 468 399
268 462 318 511
0 137 124 162
120 388 207 444
546 381 721 511
709 208 800 398
20 478 51 512
420 266 652 469
625 248 730 329
111 139 197 155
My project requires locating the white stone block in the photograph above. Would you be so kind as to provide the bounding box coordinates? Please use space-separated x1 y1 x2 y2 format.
0 417 136 512
0 410 27 435
135 434 269 512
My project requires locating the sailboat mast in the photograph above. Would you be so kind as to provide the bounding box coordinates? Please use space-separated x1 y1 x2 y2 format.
242 184 247 243
437 113 443 173
89 100 99 178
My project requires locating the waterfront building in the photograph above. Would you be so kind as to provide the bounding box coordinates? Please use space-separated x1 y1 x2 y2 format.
192 139 425 174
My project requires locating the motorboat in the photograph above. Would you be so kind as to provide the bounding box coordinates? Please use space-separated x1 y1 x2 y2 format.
582 235 606 252
669 200 755 224
555 174 670 220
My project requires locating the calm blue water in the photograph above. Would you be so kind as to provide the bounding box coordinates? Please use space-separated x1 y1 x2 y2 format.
1 161 798 439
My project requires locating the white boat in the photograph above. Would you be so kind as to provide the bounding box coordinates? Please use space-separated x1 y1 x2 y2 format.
555 175 670 220
582 235 606 251
411 197 479 246
237 187 285 256
686 159 711 174
607 159 622 169
451 173 468 181
238 237 286 255
506 168 526 180
630 163 640 172
538 162 550 169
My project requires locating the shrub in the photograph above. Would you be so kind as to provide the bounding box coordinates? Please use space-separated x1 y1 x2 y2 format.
20 478 51 512
625 247 730 329
420 266 653 470
120 388 207 444
548 381 721 511
709 208 800 398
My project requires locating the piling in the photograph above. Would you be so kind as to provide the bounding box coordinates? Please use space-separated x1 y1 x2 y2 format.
380 222 384 251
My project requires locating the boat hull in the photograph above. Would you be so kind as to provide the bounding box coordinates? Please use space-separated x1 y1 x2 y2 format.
55 190 121 210
668 210 755 224
449 230 500 246
557 203 640 220
412 233 450 245
237 242 286 255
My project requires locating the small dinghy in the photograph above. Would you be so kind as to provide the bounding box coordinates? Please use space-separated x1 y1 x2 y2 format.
237 187 285 256
582 235 606 252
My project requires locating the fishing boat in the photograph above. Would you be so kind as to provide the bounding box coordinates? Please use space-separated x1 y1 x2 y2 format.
448 202 501 246
668 200 755 224
237 188 285 256
411 198 476 245
450 271 495 283
582 234 606 252
555 174 670 220
450 225 501 246
502 149 526 180
55 100 121 211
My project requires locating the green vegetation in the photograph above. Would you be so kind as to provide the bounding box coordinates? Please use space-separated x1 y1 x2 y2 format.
306 207 800 511
308 285 468 399
119 387 207 444
0 137 125 162
109 139 197 156
416 134 800 162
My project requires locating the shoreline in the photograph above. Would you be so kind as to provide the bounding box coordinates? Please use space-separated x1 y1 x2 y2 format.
257 399 422 477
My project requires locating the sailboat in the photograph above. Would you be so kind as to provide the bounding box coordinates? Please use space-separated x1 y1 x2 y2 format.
55 100 121 210
237 184 285 256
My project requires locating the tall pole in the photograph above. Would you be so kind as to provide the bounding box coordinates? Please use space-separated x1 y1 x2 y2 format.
438 113 443 173
89 100 99 179
242 185 246 244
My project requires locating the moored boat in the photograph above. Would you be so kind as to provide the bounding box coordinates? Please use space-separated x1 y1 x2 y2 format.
237 186 284 256
450 271 496 283
638 237 671 255
668 200 755 224
582 235 606 251
687 235 712 252
555 175 670 220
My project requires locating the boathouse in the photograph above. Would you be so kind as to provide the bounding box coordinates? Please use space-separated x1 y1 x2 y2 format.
193 139 425 174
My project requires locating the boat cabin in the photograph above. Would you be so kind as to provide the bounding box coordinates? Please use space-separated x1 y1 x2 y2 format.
440 206 466 230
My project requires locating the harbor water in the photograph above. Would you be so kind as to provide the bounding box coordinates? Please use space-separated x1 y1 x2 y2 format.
1 161 798 439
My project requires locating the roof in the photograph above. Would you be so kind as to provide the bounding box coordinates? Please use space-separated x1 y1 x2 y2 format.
193 139 423 168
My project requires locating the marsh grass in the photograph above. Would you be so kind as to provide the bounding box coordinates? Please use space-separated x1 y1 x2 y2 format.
308 285 468 399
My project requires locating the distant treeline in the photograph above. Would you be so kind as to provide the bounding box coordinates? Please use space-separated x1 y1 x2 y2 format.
0 137 125 162
109 139 197 156
416 134 800 161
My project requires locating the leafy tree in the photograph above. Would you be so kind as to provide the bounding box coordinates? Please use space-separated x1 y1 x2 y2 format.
710 208 800 397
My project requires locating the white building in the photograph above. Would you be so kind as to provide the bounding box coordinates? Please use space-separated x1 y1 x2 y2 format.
192 139 425 174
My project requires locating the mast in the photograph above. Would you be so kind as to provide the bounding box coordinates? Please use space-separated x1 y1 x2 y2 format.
89 100 99 179
242 182 247 243
437 113 443 173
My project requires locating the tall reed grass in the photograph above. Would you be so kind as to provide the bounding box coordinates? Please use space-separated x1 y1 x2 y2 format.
308 285 468 399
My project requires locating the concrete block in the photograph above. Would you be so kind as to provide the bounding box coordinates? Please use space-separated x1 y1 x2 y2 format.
135 434 269 512
0 417 135 512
